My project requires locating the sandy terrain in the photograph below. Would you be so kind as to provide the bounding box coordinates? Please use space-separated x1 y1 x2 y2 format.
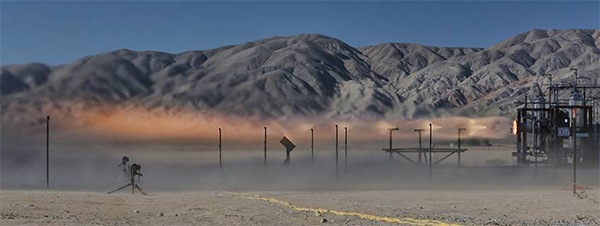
2 141 599 226
1 187 599 226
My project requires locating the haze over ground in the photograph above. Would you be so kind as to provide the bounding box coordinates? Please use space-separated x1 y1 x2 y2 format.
1 2 600 226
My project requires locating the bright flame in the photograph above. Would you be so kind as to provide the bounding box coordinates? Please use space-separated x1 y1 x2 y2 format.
512 119 518 135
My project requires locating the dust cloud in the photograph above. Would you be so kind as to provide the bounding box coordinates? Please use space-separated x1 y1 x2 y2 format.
62 107 512 144
1 109 598 192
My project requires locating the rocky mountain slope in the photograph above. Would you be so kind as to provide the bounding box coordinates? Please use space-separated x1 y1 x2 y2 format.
2 29 599 126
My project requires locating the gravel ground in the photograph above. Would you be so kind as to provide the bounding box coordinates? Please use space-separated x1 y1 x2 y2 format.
1 187 599 226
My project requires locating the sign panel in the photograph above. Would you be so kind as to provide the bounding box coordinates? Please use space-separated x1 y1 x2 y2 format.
557 127 570 137
280 136 296 151
576 133 589 138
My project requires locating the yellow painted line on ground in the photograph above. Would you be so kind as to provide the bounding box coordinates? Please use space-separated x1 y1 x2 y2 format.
218 192 463 226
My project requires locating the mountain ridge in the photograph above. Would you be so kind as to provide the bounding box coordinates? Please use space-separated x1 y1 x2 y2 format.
2 28 599 126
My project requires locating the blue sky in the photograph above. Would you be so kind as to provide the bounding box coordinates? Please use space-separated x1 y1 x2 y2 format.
1 1 598 65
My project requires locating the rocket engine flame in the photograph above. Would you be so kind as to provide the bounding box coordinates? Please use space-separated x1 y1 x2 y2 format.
48 107 513 145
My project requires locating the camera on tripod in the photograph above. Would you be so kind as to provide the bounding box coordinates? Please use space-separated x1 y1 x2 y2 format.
108 156 148 195
131 163 142 179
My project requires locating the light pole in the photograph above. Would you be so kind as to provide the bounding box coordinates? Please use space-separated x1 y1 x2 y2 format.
414 129 424 163
429 123 433 182
218 128 222 169
570 68 580 194
533 119 538 179
389 127 399 161
457 128 466 167
311 128 314 165
264 126 267 170
344 127 348 172
572 109 577 195
335 125 339 178
46 116 50 188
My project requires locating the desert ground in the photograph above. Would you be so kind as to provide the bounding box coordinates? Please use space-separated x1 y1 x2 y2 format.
1 186 599 226
2 143 600 226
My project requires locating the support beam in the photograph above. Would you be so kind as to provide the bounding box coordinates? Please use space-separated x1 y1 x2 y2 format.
434 152 457 165
393 152 416 164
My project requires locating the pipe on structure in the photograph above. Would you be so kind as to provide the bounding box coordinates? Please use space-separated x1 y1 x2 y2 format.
513 67 600 167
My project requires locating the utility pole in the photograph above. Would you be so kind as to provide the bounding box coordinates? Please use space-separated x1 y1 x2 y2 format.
335 125 338 178
218 128 222 169
344 127 348 172
264 126 267 170
457 128 466 167
414 129 424 163
311 128 314 165
429 123 433 182
389 127 399 161
46 116 50 188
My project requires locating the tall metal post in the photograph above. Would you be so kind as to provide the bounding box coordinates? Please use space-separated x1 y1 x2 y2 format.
46 116 50 188
335 125 338 178
311 128 314 165
533 121 538 179
521 111 528 164
219 128 222 169
264 127 267 170
515 110 524 165
572 110 577 194
414 129 424 163
389 127 399 161
389 130 392 161
458 128 466 167
344 127 348 172
429 123 433 182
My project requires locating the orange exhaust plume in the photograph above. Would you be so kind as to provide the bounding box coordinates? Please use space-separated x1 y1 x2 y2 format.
60 107 512 144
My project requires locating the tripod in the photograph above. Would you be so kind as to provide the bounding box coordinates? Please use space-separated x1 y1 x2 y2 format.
108 163 148 195
117 158 130 183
